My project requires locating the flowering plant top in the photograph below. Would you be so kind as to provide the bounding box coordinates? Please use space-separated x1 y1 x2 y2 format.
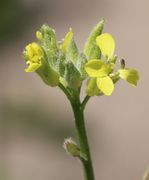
23 20 139 96
23 20 140 180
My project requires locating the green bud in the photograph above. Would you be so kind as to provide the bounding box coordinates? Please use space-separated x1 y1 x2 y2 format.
63 138 80 157
23 42 59 87
66 38 79 64
76 53 87 79
84 19 104 60
36 31 43 41
39 25 59 67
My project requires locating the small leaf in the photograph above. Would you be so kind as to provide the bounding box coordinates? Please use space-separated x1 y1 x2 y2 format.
86 78 101 96
61 28 73 52
84 19 104 60
118 68 139 86
96 76 114 96
85 59 113 77
96 33 115 59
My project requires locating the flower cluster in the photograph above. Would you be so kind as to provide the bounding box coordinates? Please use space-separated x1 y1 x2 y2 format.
23 20 139 96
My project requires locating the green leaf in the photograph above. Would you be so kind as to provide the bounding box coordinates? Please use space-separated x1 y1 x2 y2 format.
86 78 101 96
84 19 104 60
63 62 82 89
96 76 114 96
118 68 139 86
96 33 115 59
85 59 113 78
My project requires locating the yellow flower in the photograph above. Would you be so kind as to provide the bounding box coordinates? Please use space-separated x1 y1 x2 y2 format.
24 42 44 72
85 59 114 96
85 33 116 96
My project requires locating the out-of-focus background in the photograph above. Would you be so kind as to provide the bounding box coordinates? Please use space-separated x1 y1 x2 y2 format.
0 0 148 179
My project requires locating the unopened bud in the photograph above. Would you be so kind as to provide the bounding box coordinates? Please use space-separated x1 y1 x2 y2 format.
36 31 43 41
63 138 80 157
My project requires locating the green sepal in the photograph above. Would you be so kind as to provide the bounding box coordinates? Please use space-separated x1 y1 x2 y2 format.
63 61 82 89
36 60 59 87
39 25 59 67
84 19 104 60
54 52 66 76
76 53 88 79
66 38 79 64
118 68 139 86
86 78 102 96
109 72 120 84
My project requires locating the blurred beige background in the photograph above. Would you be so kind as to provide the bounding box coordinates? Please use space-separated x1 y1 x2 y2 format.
0 0 148 180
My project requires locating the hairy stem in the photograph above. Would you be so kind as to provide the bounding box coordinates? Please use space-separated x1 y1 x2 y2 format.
71 97 95 180
59 85 95 180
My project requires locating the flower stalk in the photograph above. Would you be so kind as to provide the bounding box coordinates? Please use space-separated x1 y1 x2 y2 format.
71 98 95 180
60 84 95 180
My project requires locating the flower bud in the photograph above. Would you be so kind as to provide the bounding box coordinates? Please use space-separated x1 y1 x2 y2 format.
24 42 43 72
63 138 80 157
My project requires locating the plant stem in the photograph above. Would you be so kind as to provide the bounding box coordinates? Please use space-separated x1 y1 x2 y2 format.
71 97 95 180
59 84 95 180
81 95 91 111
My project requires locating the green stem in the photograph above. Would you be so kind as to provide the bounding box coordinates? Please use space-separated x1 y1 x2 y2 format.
71 97 95 180
81 95 91 111
59 85 95 180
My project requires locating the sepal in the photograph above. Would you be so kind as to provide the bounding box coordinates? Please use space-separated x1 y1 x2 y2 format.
84 19 104 60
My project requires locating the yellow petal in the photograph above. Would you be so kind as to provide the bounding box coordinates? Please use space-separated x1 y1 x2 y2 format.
61 28 73 52
85 59 113 77
96 33 115 59
25 63 41 72
96 76 114 96
118 68 139 87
